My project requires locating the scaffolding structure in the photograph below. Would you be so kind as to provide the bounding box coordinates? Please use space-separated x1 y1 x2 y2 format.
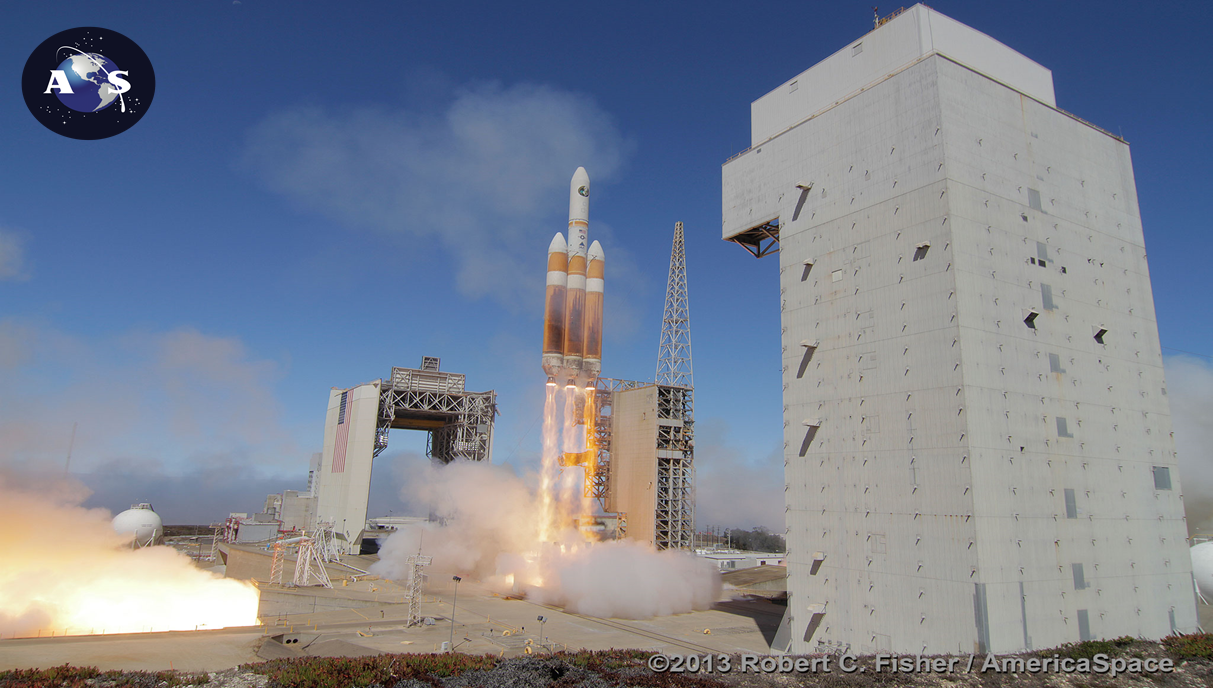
405 553 432 627
372 358 497 463
314 521 341 563
293 536 333 588
270 534 286 585
655 385 694 550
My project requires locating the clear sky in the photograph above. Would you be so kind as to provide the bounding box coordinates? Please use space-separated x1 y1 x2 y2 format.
2 0 1211 529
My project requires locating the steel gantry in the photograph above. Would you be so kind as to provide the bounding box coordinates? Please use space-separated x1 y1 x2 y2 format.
372 359 497 464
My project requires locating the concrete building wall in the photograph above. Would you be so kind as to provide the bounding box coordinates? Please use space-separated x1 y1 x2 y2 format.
607 386 659 547
313 382 381 552
722 4 1193 655
280 490 316 533
748 5 1054 147
937 54 1192 650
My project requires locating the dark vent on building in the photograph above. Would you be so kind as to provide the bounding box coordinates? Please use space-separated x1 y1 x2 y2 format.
1057 417 1073 438
1028 188 1043 212
1049 353 1065 374
1072 563 1087 590
1153 466 1172 490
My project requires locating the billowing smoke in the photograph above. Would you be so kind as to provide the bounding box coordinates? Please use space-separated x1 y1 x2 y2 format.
0 469 259 638
370 460 720 620
1165 356 1213 536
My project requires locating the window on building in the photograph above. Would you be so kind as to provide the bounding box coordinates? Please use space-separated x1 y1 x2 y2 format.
1042 283 1055 310
789 80 798 93
913 242 930 261
1028 188 1043 212
1036 241 1048 267
1153 466 1172 490
1077 610 1093 642
1024 309 1039 329
852 42 863 56
1072 563 1087 590
1049 353 1065 374
1064 488 1077 518
1094 327 1108 345
1057 417 1073 438
832 269 843 282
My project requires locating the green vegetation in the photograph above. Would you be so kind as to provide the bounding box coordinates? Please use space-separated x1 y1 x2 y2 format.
724 527 786 553
1162 631 1213 659
242 653 496 688
1041 635 1135 660
0 665 209 688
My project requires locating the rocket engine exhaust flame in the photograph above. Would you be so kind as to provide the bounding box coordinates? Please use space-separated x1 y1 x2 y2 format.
0 476 259 638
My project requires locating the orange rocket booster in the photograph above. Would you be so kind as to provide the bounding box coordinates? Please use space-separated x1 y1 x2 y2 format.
582 240 604 379
542 233 568 380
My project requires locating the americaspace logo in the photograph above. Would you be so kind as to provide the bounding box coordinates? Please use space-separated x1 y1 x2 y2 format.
22 27 155 140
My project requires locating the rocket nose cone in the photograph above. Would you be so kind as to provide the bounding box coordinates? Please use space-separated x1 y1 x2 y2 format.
588 240 604 261
571 167 590 197
549 232 567 253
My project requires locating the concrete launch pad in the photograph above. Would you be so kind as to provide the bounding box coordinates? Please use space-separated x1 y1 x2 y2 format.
0 556 782 672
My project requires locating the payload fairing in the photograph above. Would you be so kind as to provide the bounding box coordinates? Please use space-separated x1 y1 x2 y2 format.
543 167 604 385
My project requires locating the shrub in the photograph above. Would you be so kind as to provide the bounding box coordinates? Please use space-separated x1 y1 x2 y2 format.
1162 632 1213 659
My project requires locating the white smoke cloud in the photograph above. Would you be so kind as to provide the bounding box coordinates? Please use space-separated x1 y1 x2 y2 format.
1165 356 1213 535
370 459 720 620
241 81 632 309
0 226 30 282
693 418 785 532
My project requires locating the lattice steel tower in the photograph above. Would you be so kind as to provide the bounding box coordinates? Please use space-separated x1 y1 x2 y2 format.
654 221 694 549
656 222 693 388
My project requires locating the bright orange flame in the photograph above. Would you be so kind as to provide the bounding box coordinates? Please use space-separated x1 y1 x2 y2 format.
0 483 259 638
538 383 560 543
580 386 598 527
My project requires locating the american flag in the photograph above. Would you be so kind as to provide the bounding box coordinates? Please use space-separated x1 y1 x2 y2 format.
332 391 350 473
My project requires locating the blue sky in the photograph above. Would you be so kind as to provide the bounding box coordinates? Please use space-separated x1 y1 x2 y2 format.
2 0 1211 529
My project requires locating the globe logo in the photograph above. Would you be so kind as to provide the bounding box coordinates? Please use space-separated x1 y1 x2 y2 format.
51 50 130 113
22 27 155 140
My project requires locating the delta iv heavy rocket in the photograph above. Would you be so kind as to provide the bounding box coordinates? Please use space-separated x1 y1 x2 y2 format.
543 167 604 385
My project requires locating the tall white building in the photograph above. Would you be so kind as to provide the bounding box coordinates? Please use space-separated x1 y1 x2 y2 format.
722 5 1196 654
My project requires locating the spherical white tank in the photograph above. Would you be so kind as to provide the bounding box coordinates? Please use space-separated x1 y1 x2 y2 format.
1191 541 1213 601
112 503 164 548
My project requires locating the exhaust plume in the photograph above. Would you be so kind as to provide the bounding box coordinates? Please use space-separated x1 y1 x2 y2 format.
0 471 259 638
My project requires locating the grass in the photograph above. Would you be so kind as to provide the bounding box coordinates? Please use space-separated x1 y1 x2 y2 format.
1040 635 1135 659
1162 631 1213 659
0 665 209 688
241 653 496 688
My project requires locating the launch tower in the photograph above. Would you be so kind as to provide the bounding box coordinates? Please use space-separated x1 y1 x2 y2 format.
723 4 1195 655
590 223 696 550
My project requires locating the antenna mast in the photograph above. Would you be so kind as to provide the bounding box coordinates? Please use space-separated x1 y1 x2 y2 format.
656 222 693 388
